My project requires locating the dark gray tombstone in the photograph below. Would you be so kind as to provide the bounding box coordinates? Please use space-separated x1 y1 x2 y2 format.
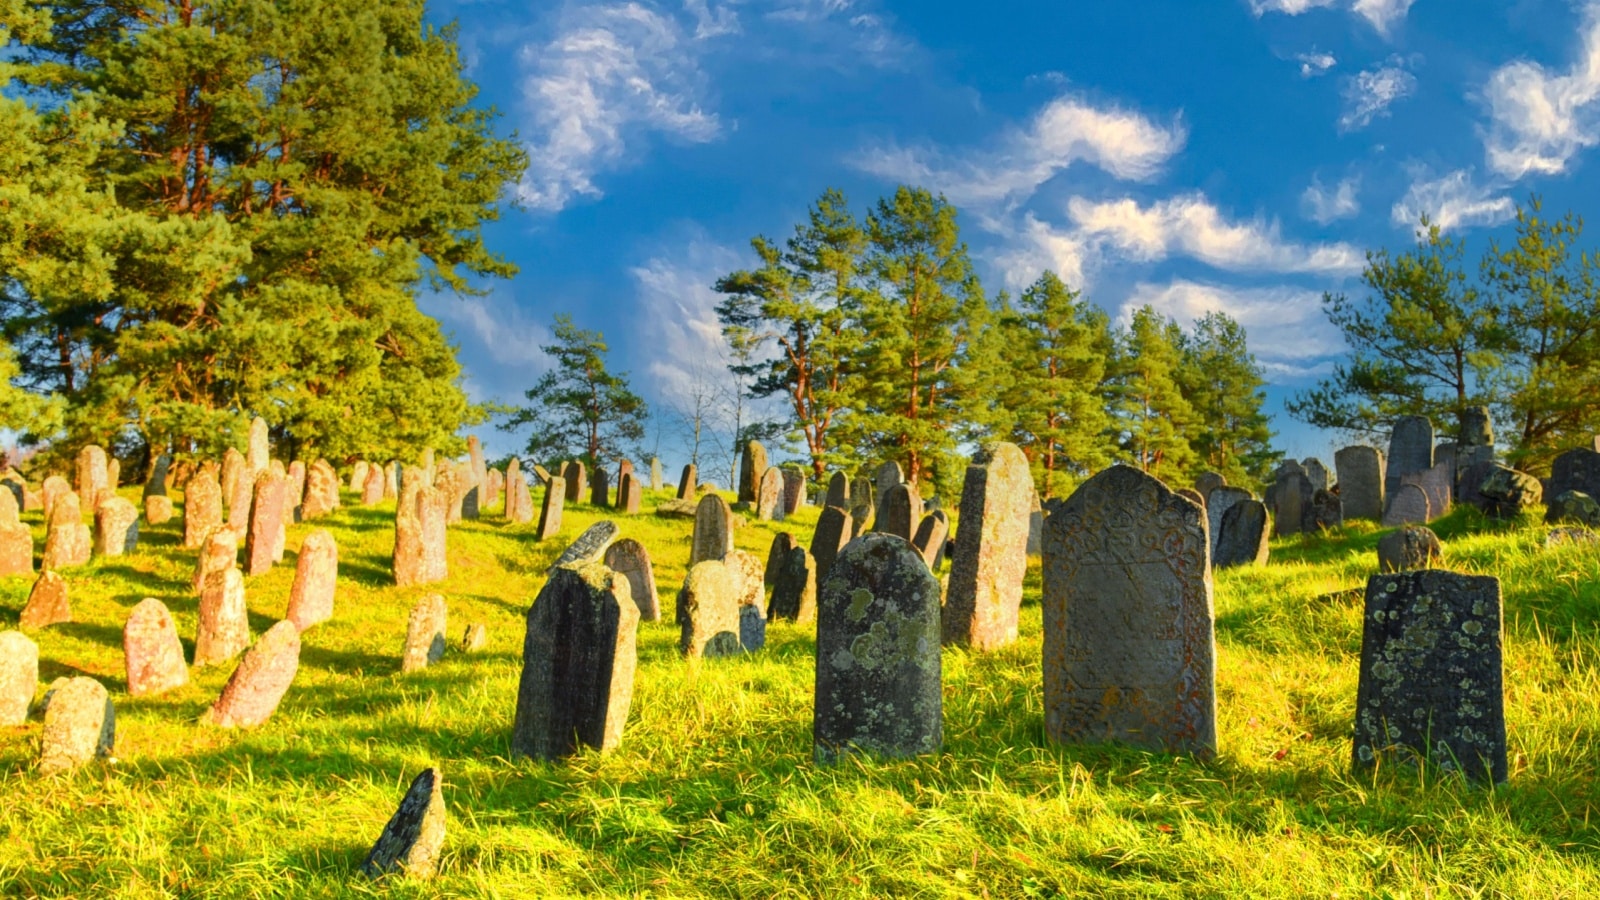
1376 525 1441 572
1335 445 1385 521
768 547 817 624
1205 487 1253 559
676 464 697 501
765 532 797 587
825 471 850 508
911 510 950 570
781 466 806 515
1272 471 1313 536
874 482 923 542
1547 449 1600 519
563 461 586 504
1400 462 1453 520
1194 472 1226 502
1301 458 1330 493
361 767 446 880
590 466 610 508
1386 415 1435 497
1214 500 1269 569
810 505 852 581
536 476 566 540
1309 489 1342 531
1382 484 1430 528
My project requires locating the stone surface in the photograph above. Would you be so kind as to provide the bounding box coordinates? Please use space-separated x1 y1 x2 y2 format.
848 476 875 531
461 623 488 651
756 467 784 521
677 559 743 658
1382 484 1431 528
550 521 620 570
393 482 447 587
563 461 587 504
616 472 643 515
194 568 249 667
910 510 949 570
1309 489 1343 531
352 460 371 493
1548 448 1600 509
650 458 664 492
123 599 189 697
945 442 1033 650
1386 415 1435 497
400 594 448 673
782 466 806 515
1376 525 1442 572
301 460 340 520
604 539 661 622
676 464 697 501
1477 465 1543 518
1353 570 1505 782
1335 445 1386 521
768 547 817 624
362 768 447 880
247 416 269 477
690 494 735 566
810 506 853 583
514 561 639 760
1214 500 1270 569
75 445 108 508
287 529 338 630
1195 472 1227 501
738 441 768 504
765 532 798 587
144 453 172 499
0 491 33 577
874 482 923 542
144 494 173 526
243 470 287 575
41 493 91 570
873 461 904 507
194 526 239 594
531 463 550 486
536 476 565 539
825 471 850 508
1547 526 1600 548
1042 465 1217 756
1271 471 1313 537
509 468 536 525
20 570 70 630
726 548 765 611
39 677 114 774
1400 462 1453 520
1302 458 1331 492
40 475 70 521
286 461 307 514
1548 490 1600 527
813 534 942 764
207 620 301 728
0 631 37 725
362 462 385 507
222 447 253 535
1205 487 1253 559
590 466 611 508
92 495 140 557
1458 405 1494 451
1175 488 1206 510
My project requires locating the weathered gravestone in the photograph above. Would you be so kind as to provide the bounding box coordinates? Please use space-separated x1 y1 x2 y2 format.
1214 500 1270 569
590 466 611 508
460 623 488 652
352 460 371 493
514 561 639 760
508 468 536 524
123 599 188 697
1477 465 1542 518
550 521 619 571
810 506 853 582
92 495 139 557
40 475 70 521
825 471 850 508
690 494 735 566
483 466 501 509
531 463 550 487
535 476 565 539
1302 458 1331 493
738 441 768 504
945 442 1033 650
768 547 817 624
848 476 875 534
873 461 904 506
1205 487 1253 559
20 570 70 630
283 460 307 515
1377 526 1442 572
911 510 950 571
362 463 385 507
0 491 33 576
505 459 525 515
1434 443 1458 485
194 568 249 667
726 548 767 651
144 453 171 499
41 493 90 570
1335 445 1385 521
1353 570 1505 782
650 457 664 492
782 466 806 515
223 448 253 535
194 526 238 594
1457 405 1496 471
676 464 697 501
301 460 340 520
144 495 173 525
813 534 942 764
1175 488 1205 511
1549 490 1600 527
563 461 587 505
1195 472 1227 502
39 676 114 774
617 473 643 515
1042 465 1217 756
1547 449 1600 521
207 620 301 728
247 416 269 478
677 559 742 658
243 470 287 575
0 631 37 725
757 467 784 521
75 445 108 508
400 594 448 673
1386 415 1435 497
604 539 660 622
1401 462 1453 520
1272 471 1313 537
1310 489 1343 531
765 532 797 587
286 529 338 630
874 482 923 542
361 768 447 880
1382 483 1431 528
434 466 466 524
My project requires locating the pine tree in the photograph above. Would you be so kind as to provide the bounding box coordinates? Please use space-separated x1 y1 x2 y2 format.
1177 311 1275 488
500 315 646 470
1112 306 1198 479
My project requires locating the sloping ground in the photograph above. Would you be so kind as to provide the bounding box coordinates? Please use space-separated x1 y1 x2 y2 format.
2 487 1599 898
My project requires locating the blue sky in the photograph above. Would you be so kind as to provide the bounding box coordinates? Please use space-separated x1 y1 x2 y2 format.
422 0 1600 472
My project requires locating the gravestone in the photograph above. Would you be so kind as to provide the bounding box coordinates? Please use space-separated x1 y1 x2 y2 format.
400 594 448 673
810 506 853 583
194 568 249 667
690 494 734 566
677 559 742 658
286 461 307 514
536 476 565 539
604 539 660 621
123 598 189 697
40 475 70 521
105 459 120 493
1175 488 1205 510
765 532 797 587
1042 465 1216 756
223 448 252 535
0 491 33 576
207 620 301 728
590 466 611 508
1549 490 1600 527
434 466 466 524
650 457 664 491
385 462 400 501
144 453 172 499
505 459 525 514
41 493 90 570
563 461 587 504
945 442 1033 650
194 526 238 594
1376 525 1441 572
75 445 108 508
21 570 70 630
1301 458 1330 493
1400 462 1453 520
243 470 287 575
144 495 173 525
301 460 340 520
617 473 643 514
0 631 37 725
825 471 849 508
1214 500 1270 569
1195 472 1227 501
286 529 338 630
1457 405 1496 472
1478 466 1542 518
726 549 767 651
873 460 904 505
1353 570 1505 782
1547 449 1600 520
1205 487 1253 559
813 534 942 764
848 476 875 531
874 482 923 542
550 521 619 571
676 464 697 501
1335 446 1385 521
532 463 551 486
468 435 487 489
352 460 371 492
513 561 639 760
39 677 114 774
1434 443 1458 487
393 481 427 587
361 768 447 880
362 463 385 507
460 623 487 652
419 449 435 485
1382 483 1431 528
1272 471 1313 537
782 466 806 515
911 510 949 570
1309 489 1343 531
93 496 139 557
757 467 784 521
738 441 768 504
768 547 817 624
508 468 536 524
1386 415 1435 497
247 416 269 477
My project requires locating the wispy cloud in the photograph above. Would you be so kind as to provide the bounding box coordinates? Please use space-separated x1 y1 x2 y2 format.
1297 51 1337 78
1482 1 1600 179
1301 174 1361 224
627 234 745 403
1390 168 1515 231
1249 0 1416 36
419 291 554 372
1123 280 1341 378
1340 60 1417 131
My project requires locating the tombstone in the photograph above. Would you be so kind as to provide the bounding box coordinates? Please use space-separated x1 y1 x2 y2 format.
361 768 446 880
1548 489 1600 527
0 631 37 726
604 539 661 622
945 442 1032 650
362 463 385 507
550 521 620 571
872 460 904 514
617 458 635 489
179 462 221 548
242 470 287 576
0 475 21 512
246 415 270 478
738 441 769 504
1332 446 1384 522
352 460 371 492
813 535 942 764
206 620 301 728
398 594 448 674
1400 462 1453 520
1376 525 1442 572
286 460 308 514
144 453 172 499
1352 570 1505 782
825 471 850 508
677 559 743 658
676 464 697 501
221 447 252 533
141 494 172 525
513 560 639 761
1194 472 1226 501
649 457 664 492
1386 415 1435 497
1271 471 1313 537
434 466 466 524
911 510 949 571
1175 488 1205 510
1456 405 1495 473
1458 459 1498 510
468 435 487 487
756 467 784 521
617 472 643 515
1476 466 1542 519
590 466 611 508
509 469 536 525
781 466 806 515
75 445 109 508
385 461 400 501
1381 483 1430 528
563 461 587 504
194 526 239 595
1043 465 1216 756
874 482 923 542
690 494 735 566
1213 500 1270 569
416 482 450 583
301 460 340 520
1433 443 1458 488
768 547 817 624
764 532 798 587
531 463 551 487
286 529 338 630
123 599 189 697
40 475 70 521
418 448 436 485
1547 449 1600 520
19 569 70 631
482 467 502 509
194 568 249 667
848 476 875 530
460 623 488 652
535 475 565 539
394 481 447 587
41 492 91 570
809 506 853 583
0 491 33 577
724 548 767 651
39 677 114 774
1204 487 1252 559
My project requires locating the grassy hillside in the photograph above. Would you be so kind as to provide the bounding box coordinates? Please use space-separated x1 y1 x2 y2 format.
3 483 1600 897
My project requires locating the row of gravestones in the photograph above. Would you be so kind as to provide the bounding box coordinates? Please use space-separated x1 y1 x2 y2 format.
735 442 809 522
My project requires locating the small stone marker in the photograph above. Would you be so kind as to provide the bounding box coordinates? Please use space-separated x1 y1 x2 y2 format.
144 494 174 525
550 521 619 570
1334 445 1385 521
813 534 942 764
401 594 448 673
676 463 697 500
123 599 189 697
756 467 784 521
910 510 949 570
1548 448 1600 507
194 526 239 594
1214 500 1270 569
617 472 643 514
535 476 565 539
782 466 806 515
40 475 70 520
75 445 109 507
0 631 37 725
825 471 849 508
690 494 734 566
21 570 70 630
0 491 33 576
1194 472 1226 501
1477 465 1542 518
1376 526 1442 572
1386 415 1435 497
738 441 768 504
207 620 301 728
286 529 338 630
945 442 1032 650
563 461 587 504
809 506 853 582
243 470 287 575
874 482 923 541
1353 570 1505 782
1382 483 1430 528
590 466 611 508
677 559 742 658
1043 465 1216 756
194 568 249 667
768 547 817 624
42 492 91 570
1204 487 1252 558
604 539 660 622
765 532 797 587
461 623 488 652
1548 490 1600 527
362 463 385 506
361 768 447 880
93 496 140 556
650 457 664 491
39 677 114 774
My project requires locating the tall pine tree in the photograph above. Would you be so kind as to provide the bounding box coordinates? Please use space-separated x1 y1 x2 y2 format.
500 315 646 470
1177 311 1275 487
1112 306 1198 479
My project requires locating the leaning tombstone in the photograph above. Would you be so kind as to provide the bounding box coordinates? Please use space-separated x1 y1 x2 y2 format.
813 534 942 764
676 464 697 501
1043 465 1216 756
92 494 139 556
41 493 91 570
874 482 923 542
124 599 189 697
549 521 619 571
513 561 639 760
1213 500 1270 569
1353 570 1505 782
1376 526 1442 573
0 631 38 725
243 470 287 575
206 620 301 728
677 559 742 658
690 494 734 566
20 570 70 630
910 510 949 571
361 768 447 880
39 677 114 774
768 547 817 624
194 568 250 667
531 463 550 487
1386 415 1435 497
1335 445 1385 521
616 472 643 515
286 529 338 630
0 491 34 577
604 539 661 621
535 475 564 538
809 506 853 582
1205 487 1253 559
1381 483 1430 528
400 594 448 673
738 441 769 504
944 442 1031 650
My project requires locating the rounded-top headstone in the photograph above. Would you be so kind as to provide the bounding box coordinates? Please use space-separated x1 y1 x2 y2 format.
39 676 115 773
207 620 301 728
287 529 339 630
0 631 39 725
690 494 734 566
124 598 189 697
604 538 660 622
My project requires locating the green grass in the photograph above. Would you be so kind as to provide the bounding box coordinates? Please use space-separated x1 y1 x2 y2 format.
4 486 1600 897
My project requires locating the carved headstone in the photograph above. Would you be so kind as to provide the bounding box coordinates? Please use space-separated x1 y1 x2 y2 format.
207 620 301 728
535 476 565 539
677 559 742 658
286 529 338 630
1376 526 1442 572
945 442 1032 650
1272 471 1313 536
39 676 114 774
1386 415 1434 497
1382 483 1431 528
194 568 249 667
0 631 37 725
123 599 189 697
400 594 448 673
604 539 660 622
550 521 619 571
690 494 734 566
768 547 817 624
810 506 853 582
874 482 923 542
781 466 806 515
1213 499 1270 569
361 768 447 880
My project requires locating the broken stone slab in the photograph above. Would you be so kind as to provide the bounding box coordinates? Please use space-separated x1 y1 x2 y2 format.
400 594 448 674
361 768 447 879
206 620 301 728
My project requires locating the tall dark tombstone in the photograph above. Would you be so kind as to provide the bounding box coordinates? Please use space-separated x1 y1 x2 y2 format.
1271 471 1313 537
1213 500 1269 569
617 473 643 514
590 466 611 508
1386 415 1435 498
764 532 798 587
1353 570 1505 783
809 506 853 582
874 482 923 542
825 471 850 508
536 476 566 540
1382 483 1430 528
1205 487 1252 559
768 547 817 624
813 535 941 764
738 441 768 504
676 464 697 501
563 461 587 504
944 442 1032 650
1043 465 1216 756
1546 448 1600 516
1335 445 1385 521
911 510 949 571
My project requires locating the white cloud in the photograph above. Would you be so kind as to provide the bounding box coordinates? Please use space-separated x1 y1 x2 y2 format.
1482 2 1600 179
852 94 1186 209
1250 0 1415 36
1249 0 1338 14
627 236 745 403
1297 51 1337 78
419 291 553 371
1066 194 1366 276
1123 280 1341 379
1340 62 1417 131
1301 174 1360 223
989 214 1093 290
1390 168 1515 231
